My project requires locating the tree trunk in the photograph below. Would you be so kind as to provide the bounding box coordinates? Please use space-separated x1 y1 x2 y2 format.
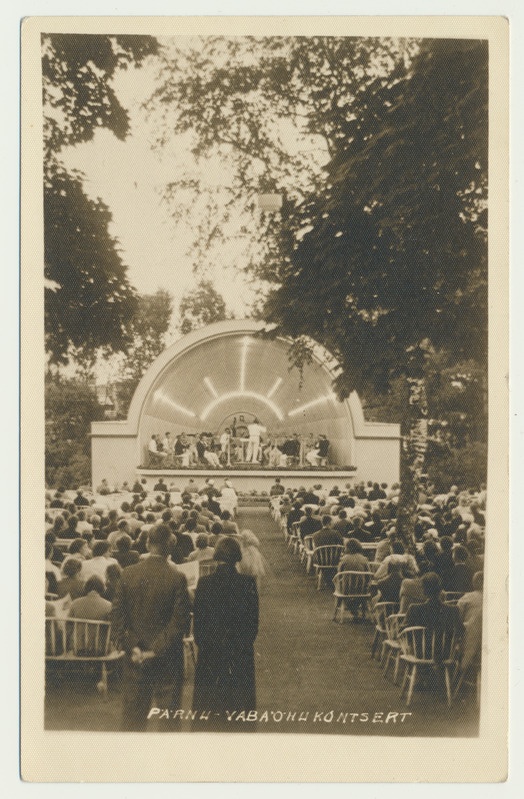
396 376 429 555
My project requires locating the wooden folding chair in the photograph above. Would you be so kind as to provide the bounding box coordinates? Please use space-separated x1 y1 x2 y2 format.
371 601 400 660
332 570 372 621
399 626 461 707
45 617 124 700
313 545 344 590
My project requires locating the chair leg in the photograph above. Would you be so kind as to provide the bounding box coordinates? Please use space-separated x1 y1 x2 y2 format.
99 663 108 701
393 652 401 685
383 650 391 679
400 664 408 696
371 630 379 659
333 598 339 622
406 665 417 706
453 669 464 699
445 666 453 707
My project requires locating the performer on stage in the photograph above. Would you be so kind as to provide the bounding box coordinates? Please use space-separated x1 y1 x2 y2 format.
219 428 231 464
196 434 222 468
246 418 266 463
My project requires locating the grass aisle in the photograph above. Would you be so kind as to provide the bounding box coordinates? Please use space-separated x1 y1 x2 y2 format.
239 506 479 737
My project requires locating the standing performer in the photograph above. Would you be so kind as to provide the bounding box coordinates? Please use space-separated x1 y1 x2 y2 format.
246 417 266 463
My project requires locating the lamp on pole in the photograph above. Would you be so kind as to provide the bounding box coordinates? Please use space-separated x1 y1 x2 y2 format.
257 192 283 213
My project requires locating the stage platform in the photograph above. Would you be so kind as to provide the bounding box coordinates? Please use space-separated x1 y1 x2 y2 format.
136 467 358 494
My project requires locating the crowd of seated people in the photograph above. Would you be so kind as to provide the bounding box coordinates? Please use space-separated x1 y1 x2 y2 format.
271 477 485 688
45 475 266 623
144 428 332 469
45 473 485 707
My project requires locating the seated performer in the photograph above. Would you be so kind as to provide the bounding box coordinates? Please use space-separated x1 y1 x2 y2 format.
174 433 192 467
305 434 330 466
196 434 222 468
148 434 167 467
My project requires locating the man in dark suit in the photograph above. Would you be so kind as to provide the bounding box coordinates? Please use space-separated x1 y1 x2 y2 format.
111 524 191 731
312 516 344 548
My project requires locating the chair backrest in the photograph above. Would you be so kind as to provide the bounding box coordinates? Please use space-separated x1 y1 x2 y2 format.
46 617 112 657
334 570 372 596
52 539 77 551
199 560 217 577
314 545 344 567
399 625 458 662
361 542 378 560
442 591 464 605
302 535 315 553
384 612 405 641
66 618 112 657
373 601 400 630
45 617 64 656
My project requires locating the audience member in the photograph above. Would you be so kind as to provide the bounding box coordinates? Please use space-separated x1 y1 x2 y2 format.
68 576 112 620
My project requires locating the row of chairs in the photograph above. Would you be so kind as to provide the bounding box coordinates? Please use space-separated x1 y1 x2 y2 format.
46 608 203 699
45 617 124 699
276 512 477 709
370 599 477 707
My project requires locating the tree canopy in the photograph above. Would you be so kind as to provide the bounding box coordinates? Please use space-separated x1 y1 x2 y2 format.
43 33 158 364
45 375 103 488
116 289 174 415
263 38 488 396
178 279 228 335
151 36 487 390
148 36 415 276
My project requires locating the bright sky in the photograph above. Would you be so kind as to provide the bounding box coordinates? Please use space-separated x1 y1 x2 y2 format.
60 54 263 324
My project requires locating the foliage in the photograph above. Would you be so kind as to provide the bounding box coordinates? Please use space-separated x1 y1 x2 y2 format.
116 290 174 415
45 163 138 362
178 279 228 335
264 38 488 395
425 440 488 494
43 34 158 365
42 33 159 154
148 36 415 275
45 376 104 488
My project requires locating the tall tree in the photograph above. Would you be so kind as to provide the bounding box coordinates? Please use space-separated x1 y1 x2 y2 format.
117 289 173 414
43 33 159 364
263 39 488 544
45 375 104 488
177 279 228 335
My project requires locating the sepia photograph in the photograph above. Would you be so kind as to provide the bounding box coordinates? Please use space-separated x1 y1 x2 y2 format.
20 14 509 783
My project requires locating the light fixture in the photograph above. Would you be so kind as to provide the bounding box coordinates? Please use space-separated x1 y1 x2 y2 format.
288 392 336 417
203 377 219 398
257 193 283 212
200 391 284 422
153 389 196 418
239 336 251 391
266 377 283 399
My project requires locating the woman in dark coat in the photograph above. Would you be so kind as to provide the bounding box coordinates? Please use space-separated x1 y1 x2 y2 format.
192 536 259 731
